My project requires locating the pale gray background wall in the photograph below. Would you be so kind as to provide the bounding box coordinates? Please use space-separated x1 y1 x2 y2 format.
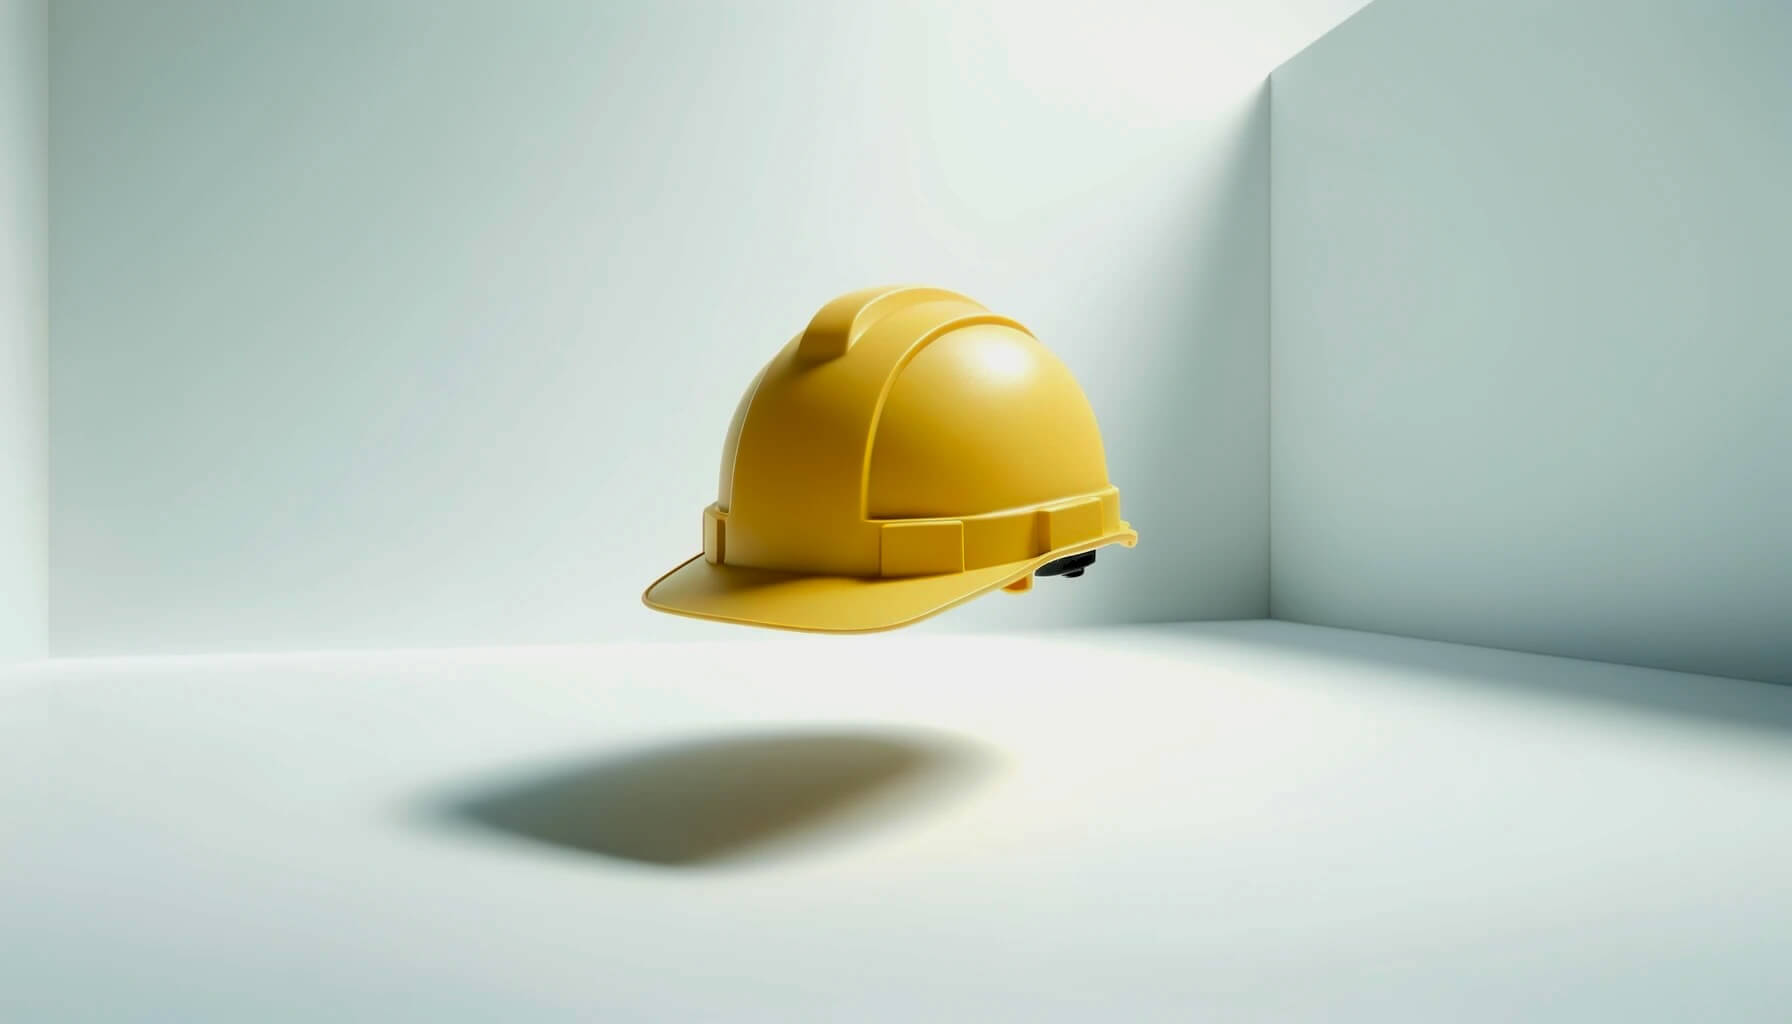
1271 0 1792 683
49 0 1366 655
0 0 46 663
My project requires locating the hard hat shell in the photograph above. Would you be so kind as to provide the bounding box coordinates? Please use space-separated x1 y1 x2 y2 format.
643 285 1137 632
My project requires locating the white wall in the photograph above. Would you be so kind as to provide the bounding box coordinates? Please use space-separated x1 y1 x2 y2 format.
50 0 1366 655
1271 0 1792 683
0 0 46 663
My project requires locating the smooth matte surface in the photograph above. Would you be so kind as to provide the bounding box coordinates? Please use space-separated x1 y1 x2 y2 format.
49 0 1364 654
1270 0 1792 683
5 622 1791 1021
0 0 46 662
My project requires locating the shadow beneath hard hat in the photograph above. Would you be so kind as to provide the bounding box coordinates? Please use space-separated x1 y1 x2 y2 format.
420 728 996 868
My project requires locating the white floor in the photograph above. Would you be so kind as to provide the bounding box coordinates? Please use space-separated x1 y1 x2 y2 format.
4 621 1790 1022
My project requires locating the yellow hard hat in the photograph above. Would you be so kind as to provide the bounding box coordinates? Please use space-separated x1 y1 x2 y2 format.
643 285 1137 632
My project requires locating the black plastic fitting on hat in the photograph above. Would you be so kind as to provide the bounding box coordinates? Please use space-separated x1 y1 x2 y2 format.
1036 551 1096 579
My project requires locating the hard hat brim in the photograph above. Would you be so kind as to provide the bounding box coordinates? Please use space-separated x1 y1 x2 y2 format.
642 532 1135 634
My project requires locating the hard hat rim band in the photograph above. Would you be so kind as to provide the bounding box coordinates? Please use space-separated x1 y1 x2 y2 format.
701 486 1125 579
643 529 1138 635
